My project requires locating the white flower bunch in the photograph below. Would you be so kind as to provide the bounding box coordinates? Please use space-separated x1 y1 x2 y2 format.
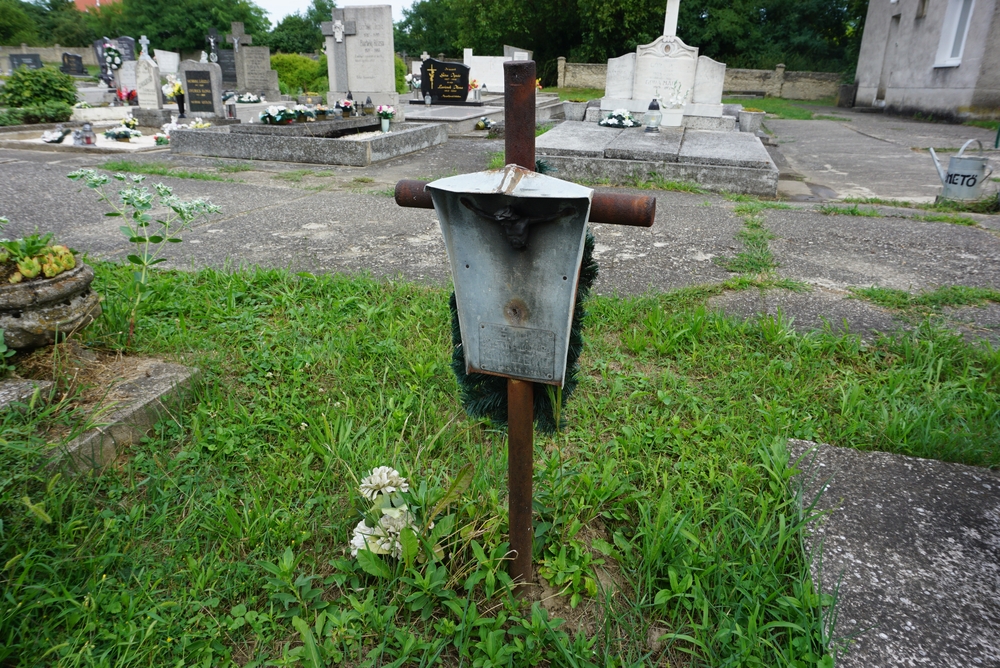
663 80 687 109
237 92 261 103
350 466 417 559
599 108 641 128
359 466 409 500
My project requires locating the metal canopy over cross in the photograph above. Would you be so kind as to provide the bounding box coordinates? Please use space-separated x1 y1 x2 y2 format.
226 22 253 53
321 9 357 94
138 35 152 61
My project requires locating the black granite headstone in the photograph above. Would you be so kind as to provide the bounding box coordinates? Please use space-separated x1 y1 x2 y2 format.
9 54 43 71
60 53 86 75
186 71 215 113
420 58 470 104
116 36 136 61
218 49 237 85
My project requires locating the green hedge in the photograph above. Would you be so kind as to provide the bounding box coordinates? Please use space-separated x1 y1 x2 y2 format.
0 67 77 107
0 101 74 126
270 53 328 94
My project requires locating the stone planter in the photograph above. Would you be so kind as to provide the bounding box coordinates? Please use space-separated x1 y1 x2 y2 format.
738 111 766 133
661 109 684 127
563 101 587 122
0 263 102 350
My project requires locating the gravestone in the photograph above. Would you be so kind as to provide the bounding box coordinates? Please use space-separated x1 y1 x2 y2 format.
205 27 220 63
236 47 279 100
116 36 137 62
9 54 43 72
503 45 532 60
179 61 224 116
119 60 138 91
135 58 162 109
598 0 726 122
322 5 399 112
421 58 470 104
154 49 180 75
92 39 111 82
218 49 238 85
60 53 86 76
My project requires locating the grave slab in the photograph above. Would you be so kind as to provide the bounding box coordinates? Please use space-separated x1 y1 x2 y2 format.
788 439 1000 668
230 117 379 136
604 127 683 161
535 121 623 158
678 129 775 169
405 105 503 134
0 379 53 413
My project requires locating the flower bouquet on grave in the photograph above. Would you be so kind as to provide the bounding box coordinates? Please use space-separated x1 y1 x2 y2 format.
121 114 139 130
103 126 142 142
376 105 395 132
474 116 495 131
259 105 295 125
237 92 261 103
189 117 212 129
153 132 169 146
599 108 641 128
336 99 353 119
314 104 329 120
102 43 122 71
117 88 138 106
536 78 543 91
161 79 184 102
293 104 316 122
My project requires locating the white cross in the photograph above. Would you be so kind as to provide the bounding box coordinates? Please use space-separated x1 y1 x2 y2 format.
664 0 680 37
139 35 152 60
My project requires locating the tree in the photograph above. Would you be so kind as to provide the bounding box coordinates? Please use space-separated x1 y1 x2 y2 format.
84 0 271 53
0 0 40 45
394 0 461 57
267 13 319 53
22 0 95 47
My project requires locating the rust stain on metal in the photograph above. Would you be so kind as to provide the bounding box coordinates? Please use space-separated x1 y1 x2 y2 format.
504 60 536 172
498 165 529 194
503 298 529 325
394 180 433 209
589 191 656 227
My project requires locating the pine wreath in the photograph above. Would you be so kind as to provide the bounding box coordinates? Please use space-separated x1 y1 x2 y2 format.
448 231 598 433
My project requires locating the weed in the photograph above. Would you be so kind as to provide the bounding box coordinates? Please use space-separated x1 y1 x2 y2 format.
352 176 375 184
913 213 978 226
99 160 235 182
962 120 1000 131
214 161 253 173
487 151 505 170
817 204 881 217
273 169 315 183
850 285 1000 313
535 123 553 137
621 173 705 193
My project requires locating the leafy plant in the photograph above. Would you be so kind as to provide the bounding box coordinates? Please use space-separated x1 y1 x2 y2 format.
66 169 220 344
0 66 77 107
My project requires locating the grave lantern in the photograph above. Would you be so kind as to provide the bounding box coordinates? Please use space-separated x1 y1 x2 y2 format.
81 123 97 145
645 98 662 133
225 98 237 119
364 96 375 116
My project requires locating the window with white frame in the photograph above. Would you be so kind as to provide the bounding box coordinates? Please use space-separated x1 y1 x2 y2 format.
934 0 975 67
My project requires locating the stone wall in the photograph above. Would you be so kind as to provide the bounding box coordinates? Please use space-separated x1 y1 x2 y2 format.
2 44 98 67
557 58 842 100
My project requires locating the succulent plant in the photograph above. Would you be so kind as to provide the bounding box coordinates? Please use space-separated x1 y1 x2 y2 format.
17 256 41 279
8 272 22 284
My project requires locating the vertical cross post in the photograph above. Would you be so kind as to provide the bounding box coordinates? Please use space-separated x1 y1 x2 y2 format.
502 59 537 591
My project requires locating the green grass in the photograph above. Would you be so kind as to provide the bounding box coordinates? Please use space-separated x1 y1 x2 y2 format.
535 123 553 137
487 151 505 170
273 169 315 183
913 213 978 226
842 196 1000 216
4 263 1000 666
850 285 1000 313
963 119 1000 131
215 161 254 173
548 87 605 102
715 203 780 274
99 160 236 182
721 97 811 120
817 204 882 217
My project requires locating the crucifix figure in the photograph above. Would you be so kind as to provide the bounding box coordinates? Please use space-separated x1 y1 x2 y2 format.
138 35 152 61
206 27 220 63
321 9 357 94
460 198 578 250
663 0 680 37
226 22 252 53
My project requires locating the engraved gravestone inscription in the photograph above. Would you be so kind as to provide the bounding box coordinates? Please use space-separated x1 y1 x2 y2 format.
421 58 470 103
186 71 214 112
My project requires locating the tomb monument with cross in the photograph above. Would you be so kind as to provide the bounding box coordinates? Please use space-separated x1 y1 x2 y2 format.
227 22 280 100
321 5 401 117
598 0 726 126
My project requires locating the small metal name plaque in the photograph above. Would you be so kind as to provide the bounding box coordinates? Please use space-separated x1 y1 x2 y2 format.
479 323 556 381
